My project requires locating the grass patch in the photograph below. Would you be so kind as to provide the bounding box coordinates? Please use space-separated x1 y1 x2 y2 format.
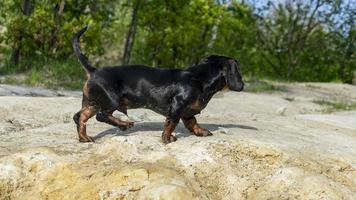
0 56 85 90
244 80 287 93
313 100 356 113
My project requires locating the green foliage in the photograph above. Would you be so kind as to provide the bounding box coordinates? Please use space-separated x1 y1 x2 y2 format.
131 0 221 67
0 0 355 89
313 100 356 113
128 0 260 73
244 80 286 93
24 58 85 89
212 2 258 77
0 0 115 59
254 0 355 82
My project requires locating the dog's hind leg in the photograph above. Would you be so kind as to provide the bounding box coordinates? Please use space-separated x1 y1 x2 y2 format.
96 110 134 131
75 106 98 142
73 92 99 142
182 117 212 137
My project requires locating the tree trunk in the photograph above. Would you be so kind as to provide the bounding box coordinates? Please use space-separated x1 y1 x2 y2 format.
122 0 141 65
50 0 66 53
10 0 32 65
340 42 354 84
10 44 21 66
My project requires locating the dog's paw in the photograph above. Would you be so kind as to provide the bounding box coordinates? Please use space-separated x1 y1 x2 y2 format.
79 135 95 143
162 134 177 144
118 121 134 131
194 128 213 137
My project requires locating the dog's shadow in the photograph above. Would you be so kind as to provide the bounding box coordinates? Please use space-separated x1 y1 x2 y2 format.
93 121 258 140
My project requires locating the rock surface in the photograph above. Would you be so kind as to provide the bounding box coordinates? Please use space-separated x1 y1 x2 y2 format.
0 83 356 199
0 84 81 97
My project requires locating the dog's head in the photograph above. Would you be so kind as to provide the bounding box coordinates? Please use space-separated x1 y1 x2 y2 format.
204 55 244 91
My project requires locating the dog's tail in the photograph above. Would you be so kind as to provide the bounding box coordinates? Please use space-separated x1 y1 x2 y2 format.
72 26 96 75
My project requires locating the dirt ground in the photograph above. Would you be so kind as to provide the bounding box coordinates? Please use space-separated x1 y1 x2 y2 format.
0 82 355 199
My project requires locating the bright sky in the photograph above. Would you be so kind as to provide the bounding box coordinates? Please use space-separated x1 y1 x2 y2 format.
243 0 355 33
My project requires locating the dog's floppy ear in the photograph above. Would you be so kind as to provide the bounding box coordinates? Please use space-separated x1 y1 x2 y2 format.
224 60 234 81
222 59 236 74
223 58 244 91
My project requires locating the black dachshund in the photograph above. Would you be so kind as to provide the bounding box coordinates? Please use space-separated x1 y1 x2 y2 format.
72 26 244 144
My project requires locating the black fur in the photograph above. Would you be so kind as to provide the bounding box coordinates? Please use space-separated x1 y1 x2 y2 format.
73 27 244 143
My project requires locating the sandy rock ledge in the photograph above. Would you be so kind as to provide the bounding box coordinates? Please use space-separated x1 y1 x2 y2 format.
0 83 356 199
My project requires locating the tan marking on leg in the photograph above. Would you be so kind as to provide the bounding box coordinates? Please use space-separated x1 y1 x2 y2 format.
107 114 134 130
182 117 212 137
78 106 97 142
83 81 90 97
162 119 177 144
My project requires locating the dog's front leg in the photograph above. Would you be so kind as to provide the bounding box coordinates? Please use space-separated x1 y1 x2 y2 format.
182 117 212 137
162 96 187 144
162 118 178 144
